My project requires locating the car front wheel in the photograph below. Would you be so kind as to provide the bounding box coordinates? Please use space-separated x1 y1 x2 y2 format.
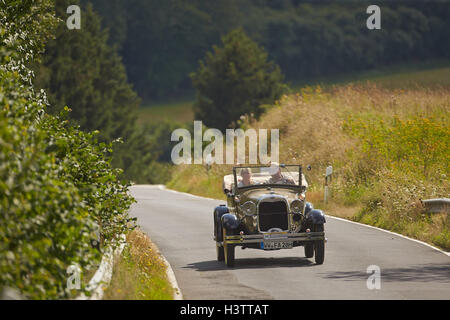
313 224 325 264
216 242 225 261
215 218 225 261
304 243 314 258
222 227 235 267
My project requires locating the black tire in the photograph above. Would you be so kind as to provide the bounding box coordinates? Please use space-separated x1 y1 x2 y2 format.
223 227 235 267
304 243 314 258
214 213 225 261
216 242 224 261
313 224 325 265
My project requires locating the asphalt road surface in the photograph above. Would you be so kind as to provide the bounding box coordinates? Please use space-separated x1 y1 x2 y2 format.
130 185 450 300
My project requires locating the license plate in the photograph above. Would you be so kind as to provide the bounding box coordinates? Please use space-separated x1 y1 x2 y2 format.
263 241 293 250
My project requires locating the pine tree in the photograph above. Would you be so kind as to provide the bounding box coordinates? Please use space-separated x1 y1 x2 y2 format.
191 28 287 131
36 0 139 143
35 1 158 182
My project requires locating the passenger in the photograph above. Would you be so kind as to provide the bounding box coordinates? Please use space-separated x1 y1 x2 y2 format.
266 162 295 185
238 168 253 187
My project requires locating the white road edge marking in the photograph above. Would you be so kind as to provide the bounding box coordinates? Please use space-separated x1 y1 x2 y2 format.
161 252 183 300
148 233 183 300
132 184 218 201
141 184 450 258
326 215 450 257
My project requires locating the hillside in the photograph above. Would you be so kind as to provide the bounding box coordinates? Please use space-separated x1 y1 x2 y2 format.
87 0 450 100
167 74 450 250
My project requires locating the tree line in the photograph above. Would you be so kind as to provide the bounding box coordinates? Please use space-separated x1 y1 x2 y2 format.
35 0 172 184
85 0 450 101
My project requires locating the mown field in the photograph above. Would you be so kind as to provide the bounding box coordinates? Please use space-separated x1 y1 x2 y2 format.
291 60 450 90
138 62 450 125
166 64 450 251
137 100 194 126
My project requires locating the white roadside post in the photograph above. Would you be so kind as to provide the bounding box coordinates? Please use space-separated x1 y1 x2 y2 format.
205 153 212 173
324 165 333 204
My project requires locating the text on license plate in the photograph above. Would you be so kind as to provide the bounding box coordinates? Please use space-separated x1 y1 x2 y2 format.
263 241 293 250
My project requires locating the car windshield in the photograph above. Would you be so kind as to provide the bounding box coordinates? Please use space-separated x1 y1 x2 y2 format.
233 164 303 188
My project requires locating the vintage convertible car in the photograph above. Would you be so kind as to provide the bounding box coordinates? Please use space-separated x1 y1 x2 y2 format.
213 164 326 267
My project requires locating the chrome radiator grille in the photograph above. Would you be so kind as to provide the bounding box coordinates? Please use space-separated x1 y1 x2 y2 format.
258 201 288 231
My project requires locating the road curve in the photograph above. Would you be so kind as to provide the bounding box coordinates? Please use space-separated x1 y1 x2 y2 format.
129 185 450 300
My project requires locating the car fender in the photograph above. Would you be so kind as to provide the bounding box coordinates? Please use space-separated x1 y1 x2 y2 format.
304 202 313 215
306 209 326 225
214 205 229 241
214 205 229 221
221 213 241 231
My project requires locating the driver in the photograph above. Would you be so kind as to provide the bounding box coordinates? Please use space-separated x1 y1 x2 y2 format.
238 168 253 187
266 162 295 185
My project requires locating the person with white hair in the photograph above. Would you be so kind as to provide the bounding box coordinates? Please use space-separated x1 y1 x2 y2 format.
266 162 295 185
238 168 254 187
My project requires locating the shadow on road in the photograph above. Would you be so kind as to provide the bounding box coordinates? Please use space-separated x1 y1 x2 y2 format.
321 263 450 282
183 256 315 271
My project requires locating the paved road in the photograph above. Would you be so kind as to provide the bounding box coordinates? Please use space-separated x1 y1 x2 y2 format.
130 185 450 300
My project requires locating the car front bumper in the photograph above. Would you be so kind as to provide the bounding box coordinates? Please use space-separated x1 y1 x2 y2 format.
223 231 326 245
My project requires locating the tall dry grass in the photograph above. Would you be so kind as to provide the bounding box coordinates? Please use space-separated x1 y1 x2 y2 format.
249 84 449 185
167 83 450 249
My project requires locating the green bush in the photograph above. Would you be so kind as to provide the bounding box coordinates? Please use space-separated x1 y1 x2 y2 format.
0 0 134 299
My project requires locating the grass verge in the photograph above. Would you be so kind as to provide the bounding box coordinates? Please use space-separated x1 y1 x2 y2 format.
103 229 174 300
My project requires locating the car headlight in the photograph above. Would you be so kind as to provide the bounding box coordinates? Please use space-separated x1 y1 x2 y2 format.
297 193 306 201
290 199 303 214
241 201 256 216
